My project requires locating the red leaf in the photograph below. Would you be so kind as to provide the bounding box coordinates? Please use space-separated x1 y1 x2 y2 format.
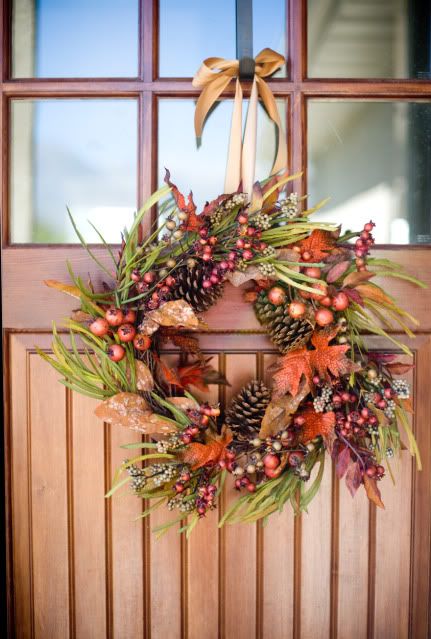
335 446 351 479
363 474 385 509
345 461 362 497
343 287 365 307
326 260 351 284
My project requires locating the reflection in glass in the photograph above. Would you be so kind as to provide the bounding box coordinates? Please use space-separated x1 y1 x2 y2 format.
158 98 286 209
12 0 139 78
11 99 138 243
308 0 431 79
308 101 431 244
159 0 286 77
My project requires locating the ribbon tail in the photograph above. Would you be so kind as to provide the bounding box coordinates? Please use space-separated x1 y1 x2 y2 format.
224 78 243 193
257 77 287 176
241 78 258 200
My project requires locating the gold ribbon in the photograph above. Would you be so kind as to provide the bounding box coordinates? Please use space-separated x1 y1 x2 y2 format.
192 48 286 198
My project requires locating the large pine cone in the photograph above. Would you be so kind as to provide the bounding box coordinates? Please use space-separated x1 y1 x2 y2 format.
254 290 314 354
169 262 224 313
225 380 271 441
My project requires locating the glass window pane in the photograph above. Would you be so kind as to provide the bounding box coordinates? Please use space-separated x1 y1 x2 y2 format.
308 101 431 244
159 0 286 77
308 0 431 79
11 99 138 243
158 98 286 208
12 0 139 78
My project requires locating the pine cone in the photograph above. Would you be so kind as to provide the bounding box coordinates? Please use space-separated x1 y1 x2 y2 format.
225 380 271 441
254 290 313 354
169 262 224 313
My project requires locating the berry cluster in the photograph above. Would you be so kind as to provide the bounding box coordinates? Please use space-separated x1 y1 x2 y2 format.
89 307 151 362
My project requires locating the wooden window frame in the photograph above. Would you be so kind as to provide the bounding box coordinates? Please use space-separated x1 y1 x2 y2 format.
1 0 431 249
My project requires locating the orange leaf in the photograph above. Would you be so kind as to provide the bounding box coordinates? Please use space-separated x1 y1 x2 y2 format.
164 169 203 231
271 347 314 398
180 430 233 470
354 283 394 306
297 230 336 261
363 474 385 509
298 405 336 442
342 270 375 288
156 357 183 388
309 328 360 381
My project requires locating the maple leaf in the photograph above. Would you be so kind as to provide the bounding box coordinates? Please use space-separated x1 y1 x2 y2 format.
308 328 360 381
270 346 313 398
271 328 358 399
178 358 229 392
164 169 203 231
297 405 336 443
297 230 336 261
180 428 233 470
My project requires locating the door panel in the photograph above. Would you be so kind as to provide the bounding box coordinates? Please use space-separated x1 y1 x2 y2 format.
6 331 431 638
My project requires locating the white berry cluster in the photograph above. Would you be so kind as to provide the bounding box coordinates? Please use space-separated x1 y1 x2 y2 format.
225 193 248 210
262 245 276 257
253 212 271 230
156 433 183 454
258 262 276 277
167 495 195 513
313 385 333 412
148 463 178 487
280 193 299 219
391 379 410 399
384 399 396 420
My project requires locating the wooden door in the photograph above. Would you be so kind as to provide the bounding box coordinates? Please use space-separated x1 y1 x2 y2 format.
3 1 431 637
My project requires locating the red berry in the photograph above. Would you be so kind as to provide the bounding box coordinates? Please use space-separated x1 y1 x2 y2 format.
182 434 192 444
384 388 393 399
238 214 248 224
143 271 155 284
288 451 305 467
364 222 375 232
117 323 136 342
107 344 125 362
319 295 332 307
236 238 245 249
131 269 141 282
304 267 321 278
105 307 124 327
366 466 377 478
174 482 185 493
242 249 253 261
234 478 242 490
341 392 351 403
263 453 280 469
133 334 151 351
165 275 176 287
203 279 212 288
288 301 306 318
294 415 306 426
180 473 190 482
122 308 136 324
315 308 334 327
90 317 110 337
268 286 286 306
247 482 256 493
332 291 350 311
310 282 328 300
135 281 148 294
264 466 282 479
302 250 312 261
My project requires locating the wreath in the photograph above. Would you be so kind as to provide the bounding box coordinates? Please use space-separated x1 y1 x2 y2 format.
40 171 424 536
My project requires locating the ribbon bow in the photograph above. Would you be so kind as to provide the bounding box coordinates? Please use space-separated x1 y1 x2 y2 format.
192 48 286 198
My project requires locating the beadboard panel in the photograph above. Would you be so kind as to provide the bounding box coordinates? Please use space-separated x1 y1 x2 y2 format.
5 332 431 638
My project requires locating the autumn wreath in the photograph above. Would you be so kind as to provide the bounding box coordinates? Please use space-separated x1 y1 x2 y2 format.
40 171 424 536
